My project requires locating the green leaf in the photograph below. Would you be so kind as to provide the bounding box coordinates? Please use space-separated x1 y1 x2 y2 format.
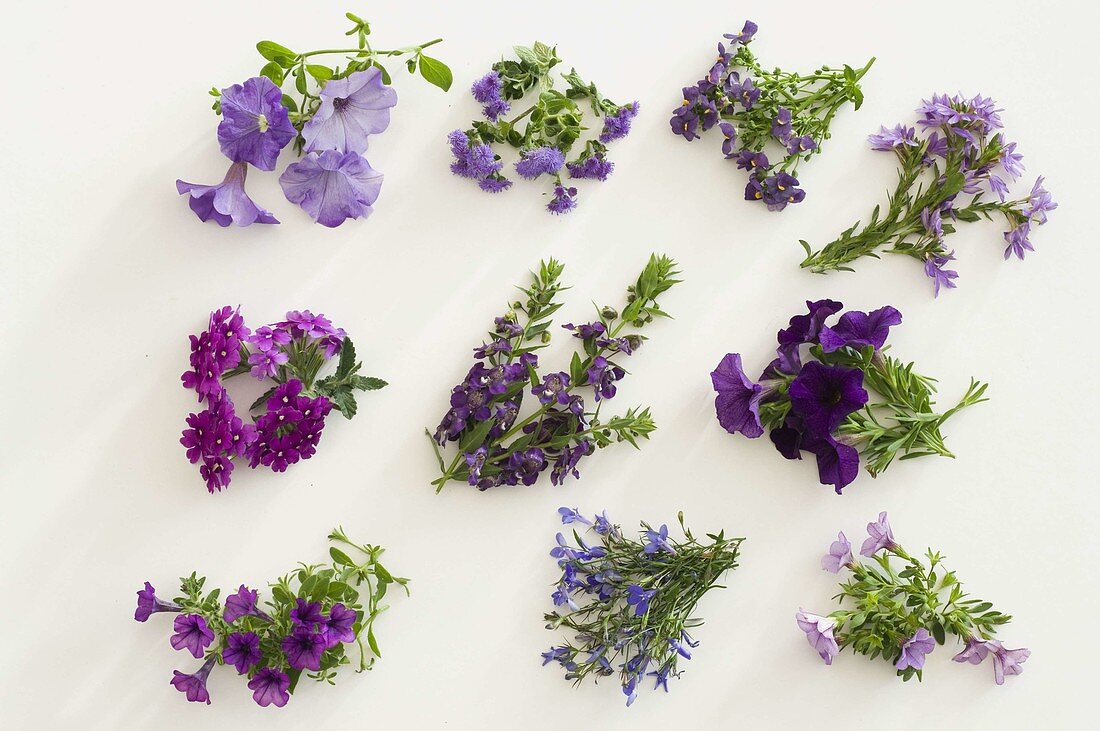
330 547 354 566
260 62 284 87
371 61 391 85
306 64 334 81
418 54 453 91
329 387 358 420
257 41 297 67
354 376 388 391
294 67 308 94
458 418 495 453
366 624 381 656
337 338 357 379
513 45 539 66
280 94 298 113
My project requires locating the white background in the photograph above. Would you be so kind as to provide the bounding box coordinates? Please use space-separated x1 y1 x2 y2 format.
3 1 1096 728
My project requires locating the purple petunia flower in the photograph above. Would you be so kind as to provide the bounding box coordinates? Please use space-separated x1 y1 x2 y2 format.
170 614 215 659
515 146 566 180
599 101 640 143
324 603 358 646
290 598 327 629
217 76 296 171
177 162 279 227
821 531 854 573
819 305 902 353
547 185 578 214
925 251 959 296
788 362 869 437
860 511 896 556
795 609 839 665
135 581 181 622
990 641 1031 685
302 68 397 154
248 666 291 708
170 657 215 704
868 124 919 152
626 584 657 616
895 629 936 671
222 631 262 674
778 299 843 352
224 585 270 624
282 626 328 671
280 150 384 227
804 433 861 493
711 353 765 438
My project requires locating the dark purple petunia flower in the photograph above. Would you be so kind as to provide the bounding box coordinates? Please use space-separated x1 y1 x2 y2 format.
280 150 384 227
170 657 216 704
224 585 270 624
804 432 861 493
302 68 397 154
135 581 181 622
819 305 903 353
599 101 640 143
170 614 215 659
324 603 358 647
788 362 868 438
222 631 262 674
769 422 804 460
711 353 765 438
547 185 578 214
282 626 328 671
248 666 291 708
778 299 843 350
217 76 296 171
177 162 279 227
515 146 566 180
290 598 327 630
895 629 936 671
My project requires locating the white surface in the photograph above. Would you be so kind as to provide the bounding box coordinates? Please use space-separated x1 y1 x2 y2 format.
3 0 1096 728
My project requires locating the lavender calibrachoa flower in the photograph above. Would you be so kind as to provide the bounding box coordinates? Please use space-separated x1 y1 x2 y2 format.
802 93 1056 291
177 13 449 227
542 509 743 705
136 528 408 707
428 256 680 491
179 306 386 492
798 513 1028 683
711 299 987 492
448 42 639 214
670 20 873 211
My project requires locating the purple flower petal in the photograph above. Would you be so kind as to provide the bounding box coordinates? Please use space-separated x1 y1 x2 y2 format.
279 150 383 227
302 68 397 154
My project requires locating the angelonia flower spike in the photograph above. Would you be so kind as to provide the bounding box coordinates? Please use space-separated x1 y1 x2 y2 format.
801 93 1056 291
448 42 639 214
135 528 408 707
798 513 1029 684
711 299 987 492
176 12 450 227
670 20 873 211
427 255 681 491
542 508 744 706
180 306 387 492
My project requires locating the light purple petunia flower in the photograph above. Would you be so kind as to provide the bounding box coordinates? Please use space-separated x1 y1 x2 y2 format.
248 666 291 708
954 638 1030 684
302 68 397 154
222 631 262 674
711 353 765 438
170 614 215 658
176 162 279 227
821 531 854 573
217 76 296 171
860 511 896 556
818 306 903 353
895 628 935 671
135 581 181 622
795 609 839 665
170 657 216 704
280 150 384 227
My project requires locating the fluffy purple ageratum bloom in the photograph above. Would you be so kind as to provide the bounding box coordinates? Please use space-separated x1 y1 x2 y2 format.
599 102 640 143
280 150 383 227
547 185 578 214
821 532 854 573
471 71 510 121
176 161 279 227
515 146 566 180
302 67 397 154
860 511 896 556
796 609 839 665
711 353 765 438
788 362 869 437
217 76 296 171
170 657 215 705
895 629 936 671
170 614 215 659
868 124 919 152
135 581 181 622
448 130 503 180
567 153 614 181
248 666 291 708
282 627 328 671
222 631 262 674
819 305 902 353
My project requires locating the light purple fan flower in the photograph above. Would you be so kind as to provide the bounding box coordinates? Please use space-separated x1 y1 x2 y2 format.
170 657 215 704
821 531 853 573
302 68 397 154
170 614 215 659
860 511 896 556
795 609 839 665
280 150 384 227
248 666 291 708
217 76 296 171
711 353 765 438
868 124 918 152
176 162 279 227
925 251 959 296
895 628 935 671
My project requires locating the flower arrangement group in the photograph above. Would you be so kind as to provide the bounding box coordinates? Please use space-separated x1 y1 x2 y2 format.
428 255 680 491
670 20 874 211
797 512 1028 684
176 12 450 227
711 299 987 492
135 528 408 707
800 93 1056 293
542 508 744 705
180 306 386 492
447 42 639 213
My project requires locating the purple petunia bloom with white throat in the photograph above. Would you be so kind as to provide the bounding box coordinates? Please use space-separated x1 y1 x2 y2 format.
217 76 297 171
302 67 398 155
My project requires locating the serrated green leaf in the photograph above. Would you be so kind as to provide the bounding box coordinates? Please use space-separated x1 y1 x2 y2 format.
354 376 388 391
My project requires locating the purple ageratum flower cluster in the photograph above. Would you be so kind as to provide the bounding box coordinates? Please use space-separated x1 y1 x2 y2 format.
542 508 743 706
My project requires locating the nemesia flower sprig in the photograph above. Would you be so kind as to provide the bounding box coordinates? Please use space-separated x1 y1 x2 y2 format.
177 12 450 227
797 512 1028 684
800 93 1056 293
542 507 744 706
670 20 873 211
448 42 640 213
712 299 987 492
180 306 387 492
428 255 680 491
135 527 409 707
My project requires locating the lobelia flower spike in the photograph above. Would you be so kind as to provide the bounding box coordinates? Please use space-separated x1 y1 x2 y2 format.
426 255 681 491
178 13 450 228
135 528 409 707
711 299 987 492
797 512 1028 683
179 306 387 492
542 508 744 705
447 41 639 214
670 20 873 211
801 93 1056 292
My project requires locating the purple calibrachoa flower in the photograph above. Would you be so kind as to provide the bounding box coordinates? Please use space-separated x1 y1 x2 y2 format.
821 532 853 573
171 657 216 704
895 629 935 671
279 150 384 227
788 362 869 437
324 604 358 646
224 585 270 624
819 306 902 353
302 68 397 154
222 631 262 674
515 146 566 179
170 614 215 659
795 610 839 665
860 511 896 556
951 638 1030 684
282 627 328 671
711 353 765 438
177 162 279 227
217 77 296 171
135 582 181 622
248 667 291 708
